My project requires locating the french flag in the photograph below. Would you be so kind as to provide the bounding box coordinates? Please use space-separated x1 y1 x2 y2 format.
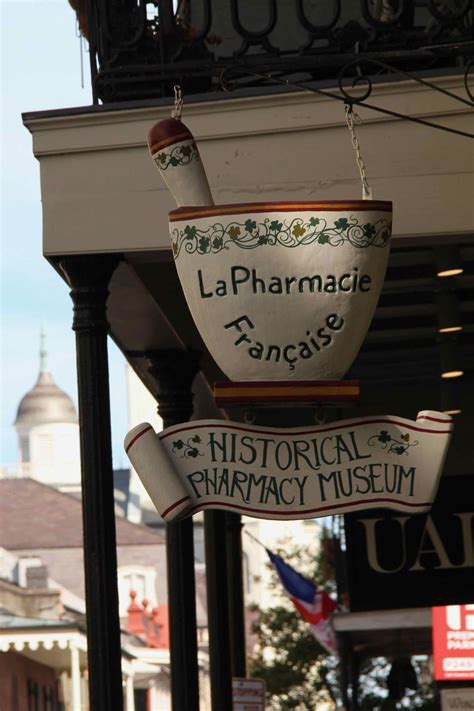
267 549 338 655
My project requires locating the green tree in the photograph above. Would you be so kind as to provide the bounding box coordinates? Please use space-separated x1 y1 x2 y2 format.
248 529 439 711
248 530 341 710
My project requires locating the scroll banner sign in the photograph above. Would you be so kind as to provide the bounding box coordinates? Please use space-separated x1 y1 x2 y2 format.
125 411 453 522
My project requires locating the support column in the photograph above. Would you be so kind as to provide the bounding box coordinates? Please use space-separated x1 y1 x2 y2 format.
145 349 201 711
226 512 247 677
59 255 123 711
70 644 82 711
125 675 135 711
350 648 360 711
337 632 351 711
204 510 233 710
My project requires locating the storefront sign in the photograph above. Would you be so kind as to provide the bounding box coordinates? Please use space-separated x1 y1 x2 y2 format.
441 688 474 710
433 605 474 681
169 200 392 381
125 410 451 522
232 678 265 711
345 475 473 611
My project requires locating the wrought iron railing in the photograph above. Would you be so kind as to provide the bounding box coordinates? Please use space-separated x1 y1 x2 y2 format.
82 0 473 104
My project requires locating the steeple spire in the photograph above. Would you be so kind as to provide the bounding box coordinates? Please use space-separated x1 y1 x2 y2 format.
40 327 48 373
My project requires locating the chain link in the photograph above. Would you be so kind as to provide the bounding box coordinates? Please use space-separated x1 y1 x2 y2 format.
344 104 373 200
172 84 184 120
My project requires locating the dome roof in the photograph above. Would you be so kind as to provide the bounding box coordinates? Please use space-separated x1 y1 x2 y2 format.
14 370 78 427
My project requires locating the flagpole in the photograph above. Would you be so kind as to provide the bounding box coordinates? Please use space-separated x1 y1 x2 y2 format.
243 528 269 551
226 512 247 677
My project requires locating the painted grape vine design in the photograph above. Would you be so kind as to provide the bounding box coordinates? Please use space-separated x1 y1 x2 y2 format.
171 215 392 258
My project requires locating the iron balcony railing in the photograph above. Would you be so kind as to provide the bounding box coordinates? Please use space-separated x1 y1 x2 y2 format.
80 0 473 104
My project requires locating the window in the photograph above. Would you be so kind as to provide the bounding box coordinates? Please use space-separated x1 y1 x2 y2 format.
16 557 42 588
117 566 157 616
42 686 54 711
20 435 30 463
36 433 53 469
11 676 18 710
27 679 39 711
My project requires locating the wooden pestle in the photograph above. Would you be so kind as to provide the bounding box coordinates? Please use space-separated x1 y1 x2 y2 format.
148 118 214 207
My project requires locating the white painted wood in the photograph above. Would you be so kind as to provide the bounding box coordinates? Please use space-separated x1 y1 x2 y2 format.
125 411 452 521
70 643 82 711
149 135 214 207
333 607 432 631
22 76 473 257
125 674 136 711
171 201 391 380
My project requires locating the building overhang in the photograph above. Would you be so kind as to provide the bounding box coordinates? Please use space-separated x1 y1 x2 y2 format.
22 76 473 439
23 74 472 257
0 625 88 670
333 607 433 657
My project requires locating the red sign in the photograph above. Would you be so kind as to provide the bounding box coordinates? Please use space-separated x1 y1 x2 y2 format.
432 604 474 680
232 678 265 711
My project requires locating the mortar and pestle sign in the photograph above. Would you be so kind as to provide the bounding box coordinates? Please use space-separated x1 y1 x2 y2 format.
148 116 392 382
124 108 452 524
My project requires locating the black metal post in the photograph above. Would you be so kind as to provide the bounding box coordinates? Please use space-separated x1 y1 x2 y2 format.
337 632 351 711
226 512 247 677
146 349 201 711
204 510 234 710
58 255 123 711
350 649 360 711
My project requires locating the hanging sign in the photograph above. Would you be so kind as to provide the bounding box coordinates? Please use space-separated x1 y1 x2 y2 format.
232 678 265 711
125 411 452 522
169 200 392 382
344 474 472 611
441 688 474 710
433 605 474 681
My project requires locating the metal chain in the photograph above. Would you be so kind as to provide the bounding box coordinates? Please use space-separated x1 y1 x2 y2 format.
172 84 184 120
344 104 373 200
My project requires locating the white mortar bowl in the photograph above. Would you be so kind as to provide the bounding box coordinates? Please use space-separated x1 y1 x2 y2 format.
169 200 392 382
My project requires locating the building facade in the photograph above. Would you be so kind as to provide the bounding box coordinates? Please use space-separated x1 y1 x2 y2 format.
21 3 473 709
13 335 81 491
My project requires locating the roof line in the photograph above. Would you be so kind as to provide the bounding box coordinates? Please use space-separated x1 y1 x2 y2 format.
0 478 166 544
21 68 465 123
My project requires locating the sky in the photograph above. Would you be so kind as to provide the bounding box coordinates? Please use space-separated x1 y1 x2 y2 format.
1 0 129 469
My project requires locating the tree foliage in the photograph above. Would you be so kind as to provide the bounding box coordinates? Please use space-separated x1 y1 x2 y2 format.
248 527 439 711
248 530 341 710
250 603 339 709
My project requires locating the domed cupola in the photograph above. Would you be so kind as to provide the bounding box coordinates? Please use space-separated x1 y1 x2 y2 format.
14 333 77 428
13 332 81 488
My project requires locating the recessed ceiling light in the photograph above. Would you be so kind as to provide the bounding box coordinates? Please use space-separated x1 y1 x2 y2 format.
435 246 464 278
439 325 462 333
437 267 463 277
441 370 464 379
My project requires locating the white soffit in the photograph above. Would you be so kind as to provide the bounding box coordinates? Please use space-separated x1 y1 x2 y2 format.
23 76 474 256
333 607 432 632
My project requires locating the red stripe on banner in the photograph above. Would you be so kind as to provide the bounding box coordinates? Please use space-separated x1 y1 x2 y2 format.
417 415 453 424
215 379 360 389
125 425 153 454
215 391 359 403
186 497 432 517
169 200 393 221
162 496 192 519
160 418 452 441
